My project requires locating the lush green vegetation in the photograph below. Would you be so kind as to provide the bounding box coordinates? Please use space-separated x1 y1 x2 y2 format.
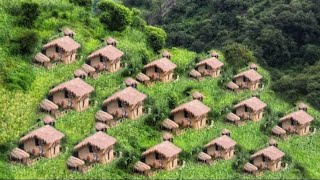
1 0 320 179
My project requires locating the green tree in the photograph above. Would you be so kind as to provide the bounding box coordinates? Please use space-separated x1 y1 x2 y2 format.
19 2 40 27
145 25 167 51
12 30 39 55
223 43 256 69
69 0 92 7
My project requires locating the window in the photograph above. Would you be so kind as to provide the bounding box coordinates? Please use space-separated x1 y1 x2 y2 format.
262 156 267 162
243 77 247 82
245 106 249 112
64 91 69 98
35 138 40 146
155 66 159 73
291 119 295 126
184 110 188 118
89 145 94 153
215 145 219 151
155 153 160 160
118 100 122 108
100 56 104 62
55 46 59 53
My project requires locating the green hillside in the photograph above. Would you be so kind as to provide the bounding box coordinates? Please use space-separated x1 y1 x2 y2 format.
1 0 320 179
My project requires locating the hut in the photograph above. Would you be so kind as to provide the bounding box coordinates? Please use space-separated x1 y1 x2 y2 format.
124 77 140 88
63 27 76 38
189 69 202 80
271 126 286 139
225 112 242 126
249 63 258 71
19 125 65 158
268 139 278 147
134 161 151 175
204 135 237 160
227 82 240 93
106 37 118 46
143 58 177 82
162 132 173 142
48 78 94 112
195 57 224 78
162 119 179 134
95 110 115 127
10 148 31 165
42 115 55 126
279 110 314 136
142 141 181 171
297 102 309 112
233 97 267 121
234 69 262 90
74 69 87 79
161 50 172 59
33 53 52 68
43 36 80 64
250 146 285 172
67 156 88 173
87 45 124 72
73 132 116 165
95 122 109 132
136 72 151 86
192 91 205 101
39 99 60 118
171 100 211 129
81 64 98 78
209 50 219 58
244 162 258 175
221 129 231 136
197 152 213 165
103 87 147 120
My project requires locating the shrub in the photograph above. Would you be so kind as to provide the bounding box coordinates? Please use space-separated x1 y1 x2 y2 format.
223 43 256 69
12 30 39 55
4 61 35 91
19 2 40 27
144 25 167 51
69 0 92 7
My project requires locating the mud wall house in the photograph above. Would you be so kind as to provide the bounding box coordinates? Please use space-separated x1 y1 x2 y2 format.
142 141 181 171
161 50 172 59
124 77 140 88
250 146 285 172
42 36 81 64
106 37 117 46
233 97 267 121
170 100 211 129
73 132 116 165
63 27 76 38
95 110 114 127
195 57 224 78
103 87 147 120
279 110 314 136
48 78 94 112
233 69 262 90
204 135 237 160
136 72 151 85
19 125 65 158
143 58 177 82
87 45 124 72
33 53 52 68
10 148 31 165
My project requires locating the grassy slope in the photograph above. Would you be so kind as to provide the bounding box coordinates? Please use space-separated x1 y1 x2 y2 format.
0 0 320 179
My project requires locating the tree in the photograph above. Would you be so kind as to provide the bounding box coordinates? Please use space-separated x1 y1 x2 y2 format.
145 25 167 51
69 0 92 7
98 0 132 31
223 43 256 69
19 2 40 27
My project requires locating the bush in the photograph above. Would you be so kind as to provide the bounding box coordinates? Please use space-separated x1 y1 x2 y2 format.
12 30 39 55
98 0 132 31
69 0 92 7
223 43 256 69
144 25 167 51
4 61 35 91
19 2 40 27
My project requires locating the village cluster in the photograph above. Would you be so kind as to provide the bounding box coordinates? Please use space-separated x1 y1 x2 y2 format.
10 28 315 176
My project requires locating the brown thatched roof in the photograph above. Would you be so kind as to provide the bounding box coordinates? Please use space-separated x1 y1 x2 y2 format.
249 63 258 69
251 146 285 161
67 156 85 167
162 132 173 140
198 152 212 161
63 28 75 36
136 72 150 82
143 58 177 72
40 99 58 111
42 115 55 124
74 69 87 77
162 119 179 130
10 148 30 159
244 163 258 172
134 161 151 172
234 97 266 112
81 64 96 73
95 110 113 122
280 110 314 125
297 102 308 109
49 78 94 97
34 53 50 63
74 131 116 151
106 37 117 45
269 139 278 146
227 82 239 90
234 69 262 82
103 87 147 106
171 100 211 117
192 91 204 99
95 122 109 131
209 50 219 57
124 77 140 86
204 135 237 149
189 69 201 77
142 141 181 158
222 129 231 135
43 36 80 52
161 50 172 58
196 57 224 69
20 125 64 144
87 45 124 61
226 113 240 122
272 126 286 135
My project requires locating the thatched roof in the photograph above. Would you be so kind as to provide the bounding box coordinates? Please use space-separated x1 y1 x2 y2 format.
244 163 258 172
192 91 204 99
251 146 285 161
43 36 80 52
227 82 239 90
40 99 58 111
196 57 224 69
106 37 117 45
74 131 116 151
280 110 314 125
67 156 85 167
74 69 87 77
272 126 286 135
20 125 64 144
162 119 179 130
95 122 109 131
234 97 266 112
226 113 241 122
143 58 177 72
161 50 172 58
142 141 181 158
171 100 211 117
189 69 201 77
34 53 50 63
10 148 30 159
87 45 124 61
162 132 173 140
269 139 278 146
49 78 94 97
209 50 219 57
222 129 230 135
136 73 150 82
63 28 75 36
204 135 237 149
95 110 113 122
81 64 96 73
234 69 262 82
249 63 258 69
198 152 212 161
297 102 308 110
103 87 147 106
124 77 140 86
42 115 55 124
134 161 151 172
